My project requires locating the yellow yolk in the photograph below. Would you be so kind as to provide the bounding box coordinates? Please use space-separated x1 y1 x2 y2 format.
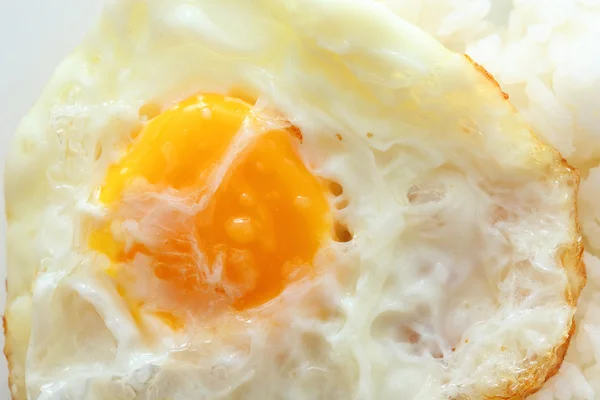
90 94 330 312
100 94 249 203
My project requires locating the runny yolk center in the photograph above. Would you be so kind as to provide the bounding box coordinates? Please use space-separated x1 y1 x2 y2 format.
90 94 330 311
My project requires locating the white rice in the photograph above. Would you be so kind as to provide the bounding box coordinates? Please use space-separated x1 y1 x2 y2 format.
383 1 600 398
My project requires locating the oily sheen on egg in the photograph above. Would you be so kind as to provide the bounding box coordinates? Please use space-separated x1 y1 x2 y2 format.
89 93 330 313
4 1 583 400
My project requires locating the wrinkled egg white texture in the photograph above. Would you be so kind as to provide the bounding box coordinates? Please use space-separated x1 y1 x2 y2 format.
4 1 580 400
0 1 109 399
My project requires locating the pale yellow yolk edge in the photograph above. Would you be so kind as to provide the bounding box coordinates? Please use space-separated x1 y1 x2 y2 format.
89 93 331 315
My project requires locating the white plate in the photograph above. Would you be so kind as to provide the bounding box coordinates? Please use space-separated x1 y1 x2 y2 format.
0 1 106 398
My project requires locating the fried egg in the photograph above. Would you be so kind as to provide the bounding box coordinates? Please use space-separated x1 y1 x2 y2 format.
4 1 584 399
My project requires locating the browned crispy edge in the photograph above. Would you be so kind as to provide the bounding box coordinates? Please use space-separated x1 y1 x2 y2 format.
3 323 14 400
538 317 577 390
462 54 586 400
480 318 577 400
1 53 586 400
4 302 14 400
463 54 510 101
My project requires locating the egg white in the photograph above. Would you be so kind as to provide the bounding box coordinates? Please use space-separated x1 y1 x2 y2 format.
4 1 582 399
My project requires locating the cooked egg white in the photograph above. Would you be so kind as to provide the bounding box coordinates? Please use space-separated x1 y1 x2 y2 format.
4 1 583 399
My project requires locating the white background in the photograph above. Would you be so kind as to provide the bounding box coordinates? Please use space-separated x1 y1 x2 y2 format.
0 1 106 398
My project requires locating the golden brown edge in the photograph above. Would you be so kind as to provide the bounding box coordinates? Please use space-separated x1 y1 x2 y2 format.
463 54 586 399
3 300 15 400
0 52 586 400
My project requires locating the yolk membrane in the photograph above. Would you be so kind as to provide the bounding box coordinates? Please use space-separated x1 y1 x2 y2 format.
90 94 330 311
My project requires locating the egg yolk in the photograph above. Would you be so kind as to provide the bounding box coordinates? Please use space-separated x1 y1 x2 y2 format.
90 94 330 311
